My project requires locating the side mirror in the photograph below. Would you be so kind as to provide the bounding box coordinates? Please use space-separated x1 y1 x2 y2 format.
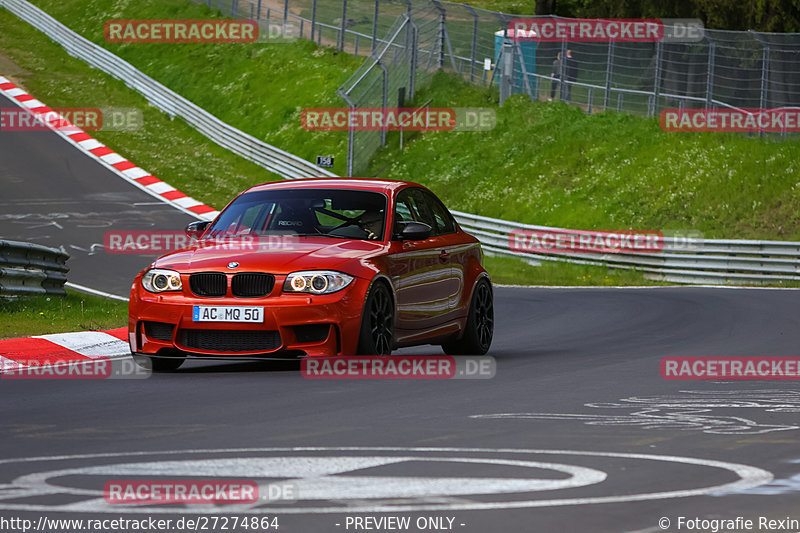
394 221 432 241
185 220 211 240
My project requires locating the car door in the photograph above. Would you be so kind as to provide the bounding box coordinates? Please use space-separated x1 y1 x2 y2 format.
388 188 459 335
414 188 465 312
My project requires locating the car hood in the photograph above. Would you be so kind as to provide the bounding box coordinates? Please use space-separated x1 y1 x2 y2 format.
151 236 386 275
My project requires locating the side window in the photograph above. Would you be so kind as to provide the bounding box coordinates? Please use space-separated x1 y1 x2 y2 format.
426 192 456 235
410 189 455 236
393 190 419 233
240 203 263 230
313 198 340 227
225 203 267 235
394 188 456 237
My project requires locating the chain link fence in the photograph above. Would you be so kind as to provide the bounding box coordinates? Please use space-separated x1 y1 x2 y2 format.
526 29 800 118
337 3 446 175
196 0 800 174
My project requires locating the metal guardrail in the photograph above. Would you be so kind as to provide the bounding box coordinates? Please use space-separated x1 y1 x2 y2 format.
452 211 800 284
5 0 800 286
0 240 69 297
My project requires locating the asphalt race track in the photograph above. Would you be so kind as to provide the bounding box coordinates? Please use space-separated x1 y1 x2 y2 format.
0 93 196 298
2 95 800 533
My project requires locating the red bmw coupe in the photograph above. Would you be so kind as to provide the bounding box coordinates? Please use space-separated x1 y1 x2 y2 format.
128 178 493 370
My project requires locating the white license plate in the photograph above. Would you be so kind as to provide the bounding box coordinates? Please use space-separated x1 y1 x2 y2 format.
192 306 264 323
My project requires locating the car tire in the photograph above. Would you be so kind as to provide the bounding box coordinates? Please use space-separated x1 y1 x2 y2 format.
442 279 493 355
357 281 394 355
132 354 185 372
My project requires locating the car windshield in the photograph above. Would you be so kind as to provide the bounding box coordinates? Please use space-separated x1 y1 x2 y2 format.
205 188 387 241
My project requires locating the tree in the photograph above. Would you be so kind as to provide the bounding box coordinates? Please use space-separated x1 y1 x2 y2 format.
533 0 800 32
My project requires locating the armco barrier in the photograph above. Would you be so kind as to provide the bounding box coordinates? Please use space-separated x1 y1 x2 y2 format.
453 212 800 284
4 0 800 285
0 240 69 296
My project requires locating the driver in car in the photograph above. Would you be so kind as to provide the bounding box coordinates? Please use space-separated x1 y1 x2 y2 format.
357 209 384 240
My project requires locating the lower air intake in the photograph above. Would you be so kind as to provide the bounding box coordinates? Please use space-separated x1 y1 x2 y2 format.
180 329 281 352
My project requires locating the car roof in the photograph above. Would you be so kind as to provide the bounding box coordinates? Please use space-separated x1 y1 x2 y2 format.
245 178 425 195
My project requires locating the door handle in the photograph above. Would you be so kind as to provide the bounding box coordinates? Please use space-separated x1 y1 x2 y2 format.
439 250 450 262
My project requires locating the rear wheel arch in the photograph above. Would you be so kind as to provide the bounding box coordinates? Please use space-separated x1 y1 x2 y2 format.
462 270 492 315
443 276 494 355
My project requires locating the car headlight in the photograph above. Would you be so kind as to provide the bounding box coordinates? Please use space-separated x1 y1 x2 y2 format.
142 268 183 293
283 270 354 295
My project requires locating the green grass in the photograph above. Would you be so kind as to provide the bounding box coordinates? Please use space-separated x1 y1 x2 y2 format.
4 0 800 289
0 2 654 303
0 11 277 210
0 291 128 339
26 0 364 180
18 0 800 241
483 255 669 286
372 74 800 240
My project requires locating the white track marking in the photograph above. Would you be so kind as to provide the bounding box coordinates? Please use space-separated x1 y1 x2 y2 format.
99 153 126 165
473 390 800 435
121 167 150 180
173 197 203 208
11 457 605 500
0 447 772 514
76 139 103 151
146 182 176 194
32 331 129 358
20 99 44 108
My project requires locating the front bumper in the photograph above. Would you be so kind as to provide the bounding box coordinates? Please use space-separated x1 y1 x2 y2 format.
128 275 370 357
